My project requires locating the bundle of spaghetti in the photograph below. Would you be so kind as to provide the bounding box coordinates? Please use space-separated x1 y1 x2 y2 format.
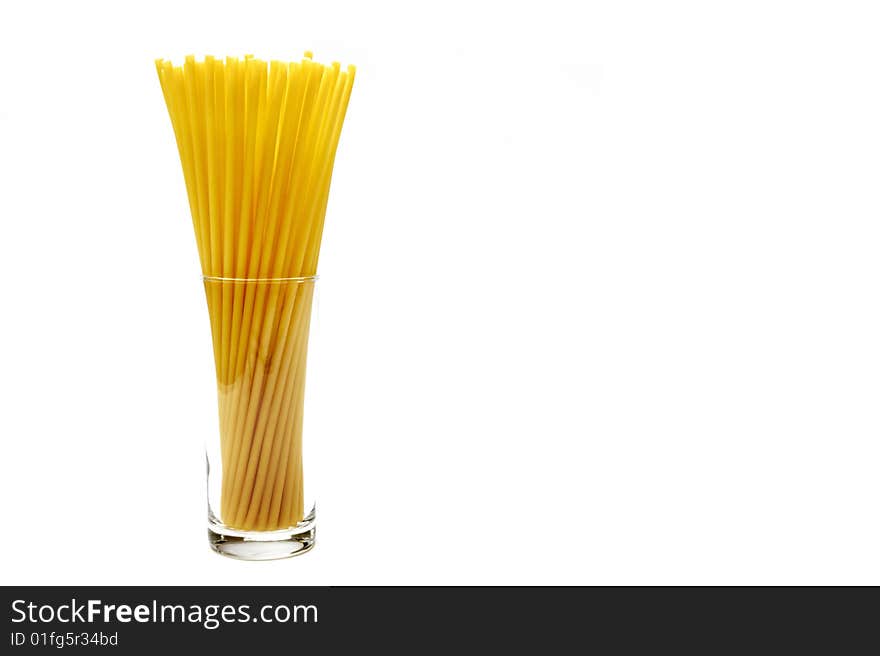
156 53 355 531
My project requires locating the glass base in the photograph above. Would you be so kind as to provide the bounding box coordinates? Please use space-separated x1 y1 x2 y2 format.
208 510 315 561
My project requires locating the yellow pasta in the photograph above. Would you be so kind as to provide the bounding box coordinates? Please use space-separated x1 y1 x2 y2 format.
156 54 355 531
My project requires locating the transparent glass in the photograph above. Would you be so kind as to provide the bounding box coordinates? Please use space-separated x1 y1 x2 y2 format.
202 276 318 560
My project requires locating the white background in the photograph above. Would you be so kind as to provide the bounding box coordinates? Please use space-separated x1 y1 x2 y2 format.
1 0 879 585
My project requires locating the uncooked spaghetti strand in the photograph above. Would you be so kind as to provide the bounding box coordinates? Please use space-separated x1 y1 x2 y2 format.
226 59 284 389
204 57 220 274
282 64 340 274
221 56 262 486
210 58 229 391
280 292 315 528
291 302 314 524
260 284 313 528
156 61 206 270
183 56 210 273
215 61 243 486
218 58 236 386
306 67 357 273
277 330 311 528
224 57 270 432
257 63 308 279
186 59 223 377
219 90 257 512
289 65 352 277
223 59 276 507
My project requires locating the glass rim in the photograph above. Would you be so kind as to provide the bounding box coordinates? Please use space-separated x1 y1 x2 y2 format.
203 275 318 283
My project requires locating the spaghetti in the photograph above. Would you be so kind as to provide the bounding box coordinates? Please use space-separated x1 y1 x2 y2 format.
156 53 355 531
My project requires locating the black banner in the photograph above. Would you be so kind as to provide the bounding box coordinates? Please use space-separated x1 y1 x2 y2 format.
0 587 874 651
